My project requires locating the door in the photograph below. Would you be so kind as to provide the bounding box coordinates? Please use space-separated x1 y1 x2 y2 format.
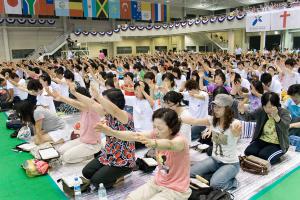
102 49 108 56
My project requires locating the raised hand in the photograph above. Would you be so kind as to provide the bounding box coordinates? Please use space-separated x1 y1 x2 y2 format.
231 121 242 136
136 134 155 148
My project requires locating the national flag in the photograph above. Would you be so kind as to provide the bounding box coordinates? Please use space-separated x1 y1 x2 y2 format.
69 0 83 17
4 0 22 14
152 3 164 21
23 0 39 15
120 0 130 19
141 1 151 21
55 0 69 16
166 3 170 22
83 0 92 17
131 0 141 20
109 0 120 19
0 0 5 13
98 0 108 18
38 0 55 16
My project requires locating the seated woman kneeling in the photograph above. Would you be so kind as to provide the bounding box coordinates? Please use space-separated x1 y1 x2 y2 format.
239 92 291 165
95 108 192 200
46 84 102 164
186 94 242 190
17 101 69 145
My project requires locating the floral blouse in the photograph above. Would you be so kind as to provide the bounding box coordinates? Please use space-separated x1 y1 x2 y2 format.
98 113 136 168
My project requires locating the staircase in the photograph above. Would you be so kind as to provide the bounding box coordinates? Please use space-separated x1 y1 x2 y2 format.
27 33 69 60
204 33 228 51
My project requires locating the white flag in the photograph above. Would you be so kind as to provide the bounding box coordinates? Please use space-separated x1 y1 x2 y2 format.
246 12 271 32
270 8 300 30
4 0 22 15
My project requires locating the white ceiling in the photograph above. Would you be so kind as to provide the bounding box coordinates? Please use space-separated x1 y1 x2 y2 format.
148 0 283 11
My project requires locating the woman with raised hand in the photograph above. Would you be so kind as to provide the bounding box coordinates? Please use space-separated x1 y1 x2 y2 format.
45 83 102 164
81 85 135 190
186 94 242 190
95 108 192 200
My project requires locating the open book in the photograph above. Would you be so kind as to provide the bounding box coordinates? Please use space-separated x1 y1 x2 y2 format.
39 147 59 160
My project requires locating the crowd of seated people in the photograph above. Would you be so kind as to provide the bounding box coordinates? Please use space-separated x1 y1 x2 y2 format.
0 49 299 199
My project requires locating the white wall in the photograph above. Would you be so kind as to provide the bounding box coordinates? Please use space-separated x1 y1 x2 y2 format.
184 34 210 51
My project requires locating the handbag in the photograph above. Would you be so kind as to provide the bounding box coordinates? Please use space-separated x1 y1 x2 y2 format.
239 155 270 175
6 119 23 130
59 176 90 197
17 125 31 141
136 157 157 173
21 159 49 177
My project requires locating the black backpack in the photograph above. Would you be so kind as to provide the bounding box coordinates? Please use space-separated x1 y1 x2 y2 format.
189 187 234 200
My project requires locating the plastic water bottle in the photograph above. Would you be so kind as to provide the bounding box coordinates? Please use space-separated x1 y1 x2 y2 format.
74 177 82 200
98 183 108 200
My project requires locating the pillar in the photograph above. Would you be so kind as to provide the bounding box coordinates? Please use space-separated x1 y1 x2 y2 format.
228 30 235 53
241 29 246 51
168 36 172 51
3 26 10 61
260 31 266 51
282 30 292 51
63 17 68 33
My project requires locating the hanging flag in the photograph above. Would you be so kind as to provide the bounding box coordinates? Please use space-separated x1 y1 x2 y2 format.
163 3 167 21
23 0 39 15
83 0 92 17
166 3 170 22
141 1 151 21
109 0 120 19
38 0 55 16
98 0 108 18
4 0 22 14
120 0 130 19
69 0 83 17
0 0 5 13
131 0 141 20
152 3 163 22
55 0 69 16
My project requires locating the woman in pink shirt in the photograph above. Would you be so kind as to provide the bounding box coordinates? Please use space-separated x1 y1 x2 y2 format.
95 108 192 200
99 50 105 60
47 84 103 164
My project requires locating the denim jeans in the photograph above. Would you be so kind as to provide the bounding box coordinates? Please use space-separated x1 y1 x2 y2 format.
190 157 239 190
191 126 206 140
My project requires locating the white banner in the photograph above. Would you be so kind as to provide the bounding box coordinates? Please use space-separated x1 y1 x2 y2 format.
246 12 271 32
270 8 300 30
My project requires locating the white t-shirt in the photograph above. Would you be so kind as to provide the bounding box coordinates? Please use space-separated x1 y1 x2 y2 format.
183 91 209 119
14 79 28 100
58 78 69 97
241 78 251 91
209 117 240 163
74 71 86 88
36 88 56 113
6 80 14 90
179 108 192 145
235 48 242 55
234 68 247 79
125 96 153 132
174 75 186 90
269 79 282 94
280 72 300 91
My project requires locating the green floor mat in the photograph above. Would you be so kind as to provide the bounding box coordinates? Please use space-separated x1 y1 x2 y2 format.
251 165 300 200
0 113 67 200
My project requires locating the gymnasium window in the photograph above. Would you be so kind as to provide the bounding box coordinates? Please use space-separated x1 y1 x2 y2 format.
11 49 34 59
155 46 167 52
136 46 150 54
186 46 197 52
117 47 132 54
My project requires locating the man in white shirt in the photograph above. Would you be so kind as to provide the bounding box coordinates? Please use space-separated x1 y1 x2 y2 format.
183 80 209 140
9 73 28 102
235 45 242 60
260 72 282 94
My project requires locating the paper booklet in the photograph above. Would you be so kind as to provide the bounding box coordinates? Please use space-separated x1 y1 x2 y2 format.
39 147 59 160
141 158 158 166
17 143 37 151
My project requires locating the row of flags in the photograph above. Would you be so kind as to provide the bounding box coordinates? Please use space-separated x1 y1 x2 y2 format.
0 0 170 21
